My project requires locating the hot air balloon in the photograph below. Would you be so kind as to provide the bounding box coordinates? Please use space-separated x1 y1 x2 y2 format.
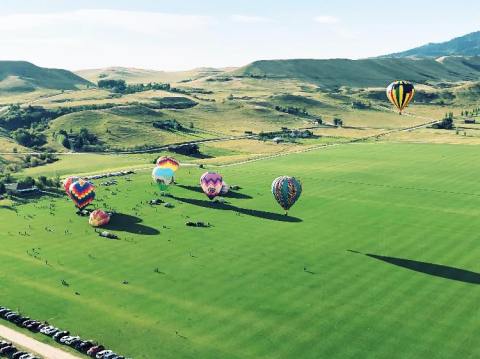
89 209 111 227
63 176 80 198
386 81 415 115
271 176 302 215
69 179 95 210
220 182 230 195
200 172 223 200
156 156 180 172
152 167 174 191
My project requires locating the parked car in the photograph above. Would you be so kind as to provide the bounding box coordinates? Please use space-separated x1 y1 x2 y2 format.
104 352 119 359
87 345 105 357
53 330 69 342
0 341 12 349
0 345 17 356
76 340 95 353
60 335 79 344
96 350 114 359
19 355 40 359
65 336 81 346
12 352 27 359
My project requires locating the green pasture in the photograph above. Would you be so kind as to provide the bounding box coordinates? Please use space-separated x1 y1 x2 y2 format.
1 142 479 358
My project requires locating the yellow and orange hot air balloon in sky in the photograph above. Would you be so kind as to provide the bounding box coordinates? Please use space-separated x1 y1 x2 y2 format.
386 81 415 115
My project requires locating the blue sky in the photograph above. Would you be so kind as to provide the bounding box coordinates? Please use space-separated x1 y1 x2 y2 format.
1 0 478 70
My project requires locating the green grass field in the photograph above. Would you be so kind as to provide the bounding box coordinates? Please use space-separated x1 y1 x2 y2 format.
1 142 479 358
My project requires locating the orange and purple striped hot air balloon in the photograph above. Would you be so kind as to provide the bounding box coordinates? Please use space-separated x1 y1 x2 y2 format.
69 179 95 209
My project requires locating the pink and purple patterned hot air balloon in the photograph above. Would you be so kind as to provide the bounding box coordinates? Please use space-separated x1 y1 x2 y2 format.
200 172 223 200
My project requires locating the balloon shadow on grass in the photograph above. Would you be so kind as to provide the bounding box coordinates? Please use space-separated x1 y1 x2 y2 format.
177 184 252 199
349 250 480 285
104 213 159 235
174 196 302 223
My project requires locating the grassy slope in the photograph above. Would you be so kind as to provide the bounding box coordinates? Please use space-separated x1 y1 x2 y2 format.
75 67 227 85
1 143 479 358
45 105 208 151
382 31 480 58
233 57 480 87
0 61 92 91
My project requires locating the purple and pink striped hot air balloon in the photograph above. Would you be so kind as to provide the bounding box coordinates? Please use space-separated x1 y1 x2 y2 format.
200 172 223 200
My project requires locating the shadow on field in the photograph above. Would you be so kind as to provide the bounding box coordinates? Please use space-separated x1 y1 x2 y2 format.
105 213 159 235
177 185 252 199
0 205 17 212
352 251 480 285
174 196 302 223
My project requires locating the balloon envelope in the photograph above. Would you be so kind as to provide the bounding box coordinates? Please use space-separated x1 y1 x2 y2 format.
386 81 415 113
69 179 95 209
200 172 223 200
220 182 230 195
156 156 180 172
63 176 80 197
89 209 110 227
272 176 302 211
152 167 174 191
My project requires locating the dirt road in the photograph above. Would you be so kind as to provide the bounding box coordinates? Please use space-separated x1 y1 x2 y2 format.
0 324 81 359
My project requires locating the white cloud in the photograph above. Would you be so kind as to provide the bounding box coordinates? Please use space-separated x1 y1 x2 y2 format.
314 15 340 24
0 9 215 70
0 9 211 35
231 15 271 23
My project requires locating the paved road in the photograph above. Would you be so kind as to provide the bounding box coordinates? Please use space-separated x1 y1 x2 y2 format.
0 324 81 359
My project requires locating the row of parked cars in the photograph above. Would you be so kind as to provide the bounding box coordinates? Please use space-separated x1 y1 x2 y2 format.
0 340 39 359
0 307 129 359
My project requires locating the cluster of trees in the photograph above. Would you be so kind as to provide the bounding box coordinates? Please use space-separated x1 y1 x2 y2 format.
274 105 310 117
333 117 344 127
1 104 119 132
170 87 213 95
432 112 454 130
0 175 60 195
98 79 127 92
149 97 198 109
21 153 57 168
0 105 59 130
57 128 104 152
152 119 185 131
258 129 314 141
461 108 480 117
351 101 372 110
168 143 200 156
98 79 171 94
205 77 233 82
12 128 47 148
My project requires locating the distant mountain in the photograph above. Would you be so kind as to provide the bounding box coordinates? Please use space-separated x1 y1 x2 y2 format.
381 31 480 58
76 66 230 84
232 57 480 88
0 61 92 92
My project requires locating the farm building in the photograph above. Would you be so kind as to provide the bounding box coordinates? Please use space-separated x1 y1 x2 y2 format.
4 183 38 194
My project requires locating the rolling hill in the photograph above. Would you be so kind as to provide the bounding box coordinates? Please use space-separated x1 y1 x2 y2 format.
382 31 480 58
76 66 230 85
0 61 92 92
232 57 480 88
